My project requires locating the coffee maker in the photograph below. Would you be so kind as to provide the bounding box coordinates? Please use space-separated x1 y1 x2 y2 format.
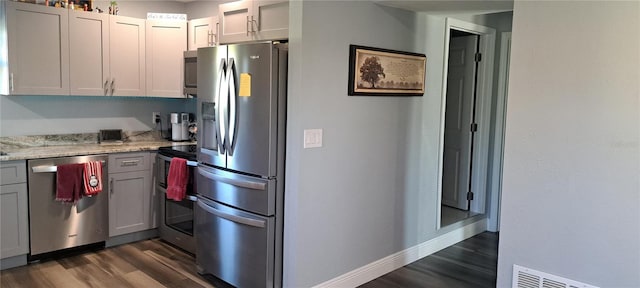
170 113 190 141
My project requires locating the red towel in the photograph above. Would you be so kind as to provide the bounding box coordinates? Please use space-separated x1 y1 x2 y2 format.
167 157 188 201
83 161 103 196
56 163 84 203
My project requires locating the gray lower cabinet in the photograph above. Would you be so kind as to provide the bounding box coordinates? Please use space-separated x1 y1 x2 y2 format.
108 152 154 237
0 161 29 260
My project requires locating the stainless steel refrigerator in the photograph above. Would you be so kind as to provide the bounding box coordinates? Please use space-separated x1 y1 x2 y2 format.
195 42 287 288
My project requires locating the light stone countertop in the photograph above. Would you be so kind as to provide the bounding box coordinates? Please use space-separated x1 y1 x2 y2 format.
0 131 194 161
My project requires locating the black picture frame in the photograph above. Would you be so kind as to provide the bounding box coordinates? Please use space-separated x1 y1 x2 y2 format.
348 45 426 96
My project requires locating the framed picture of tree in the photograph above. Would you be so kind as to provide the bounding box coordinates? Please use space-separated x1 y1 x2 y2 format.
348 45 426 96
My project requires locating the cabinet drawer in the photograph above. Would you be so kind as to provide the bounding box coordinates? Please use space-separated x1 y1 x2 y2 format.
108 153 150 173
0 161 27 185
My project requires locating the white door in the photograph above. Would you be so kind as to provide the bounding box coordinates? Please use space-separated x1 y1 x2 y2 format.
109 15 145 96
69 11 109 96
442 35 478 210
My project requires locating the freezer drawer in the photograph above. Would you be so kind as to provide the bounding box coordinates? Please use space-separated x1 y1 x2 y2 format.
197 165 276 216
195 196 275 288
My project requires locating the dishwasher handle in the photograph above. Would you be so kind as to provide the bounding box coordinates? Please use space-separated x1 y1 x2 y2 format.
32 160 107 173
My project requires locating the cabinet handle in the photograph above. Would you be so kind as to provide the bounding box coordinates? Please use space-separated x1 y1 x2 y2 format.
251 15 258 32
104 79 109 95
110 178 114 194
121 160 140 166
110 78 115 96
246 16 250 36
9 73 14 92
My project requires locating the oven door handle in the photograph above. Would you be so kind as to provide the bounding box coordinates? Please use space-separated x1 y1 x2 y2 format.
197 199 265 228
157 154 197 167
158 185 197 202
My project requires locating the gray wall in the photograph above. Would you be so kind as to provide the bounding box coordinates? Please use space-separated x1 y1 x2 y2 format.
283 1 510 287
0 96 195 136
497 1 640 287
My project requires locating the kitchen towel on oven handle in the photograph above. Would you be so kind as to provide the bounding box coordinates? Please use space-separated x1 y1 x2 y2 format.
167 157 188 201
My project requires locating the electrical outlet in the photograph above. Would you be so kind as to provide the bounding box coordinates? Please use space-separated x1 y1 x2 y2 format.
152 112 160 124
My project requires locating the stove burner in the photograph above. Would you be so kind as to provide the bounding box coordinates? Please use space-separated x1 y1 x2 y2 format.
158 145 197 161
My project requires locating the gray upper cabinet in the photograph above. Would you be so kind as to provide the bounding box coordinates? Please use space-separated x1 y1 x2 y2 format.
69 11 110 96
218 0 288 44
146 19 186 98
110 16 146 96
188 16 218 51
253 0 289 40
0 161 29 259
5 3 146 97
6 1 69 95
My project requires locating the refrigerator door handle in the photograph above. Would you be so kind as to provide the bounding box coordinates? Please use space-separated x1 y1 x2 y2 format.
227 58 237 155
217 59 228 154
198 167 267 190
197 199 265 228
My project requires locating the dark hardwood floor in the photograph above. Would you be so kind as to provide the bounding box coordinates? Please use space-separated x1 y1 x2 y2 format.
360 232 499 288
0 239 223 288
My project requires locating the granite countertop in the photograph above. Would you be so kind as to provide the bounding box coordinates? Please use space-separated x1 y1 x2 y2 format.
0 131 195 161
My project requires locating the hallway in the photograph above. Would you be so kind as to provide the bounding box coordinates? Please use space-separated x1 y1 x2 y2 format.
360 232 498 288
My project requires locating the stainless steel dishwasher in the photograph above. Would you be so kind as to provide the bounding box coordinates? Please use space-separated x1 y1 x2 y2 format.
27 155 109 257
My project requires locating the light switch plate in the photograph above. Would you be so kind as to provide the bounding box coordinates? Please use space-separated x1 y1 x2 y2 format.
303 129 323 148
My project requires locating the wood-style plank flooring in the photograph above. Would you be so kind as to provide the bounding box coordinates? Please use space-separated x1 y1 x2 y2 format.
2 232 497 288
359 232 499 288
0 239 224 288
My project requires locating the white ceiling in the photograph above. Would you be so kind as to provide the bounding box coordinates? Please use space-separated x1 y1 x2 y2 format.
374 0 513 15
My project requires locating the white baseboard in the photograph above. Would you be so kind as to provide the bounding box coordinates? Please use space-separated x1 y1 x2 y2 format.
312 218 487 288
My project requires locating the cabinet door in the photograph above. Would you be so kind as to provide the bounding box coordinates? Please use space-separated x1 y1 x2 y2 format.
188 17 218 51
146 20 187 98
0 183 29 259
254 0 288 40
69 11 110 96
218 0 254 44
109 15 145 96
109 170 151 237
6 1 69 95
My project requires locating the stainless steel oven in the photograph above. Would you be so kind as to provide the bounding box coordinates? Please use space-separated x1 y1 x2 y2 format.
157 145 197 254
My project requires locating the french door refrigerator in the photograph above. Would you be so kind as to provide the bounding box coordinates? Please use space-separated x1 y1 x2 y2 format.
196 42 287 288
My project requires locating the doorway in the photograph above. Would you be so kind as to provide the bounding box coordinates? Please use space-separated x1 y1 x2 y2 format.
438 19 496 229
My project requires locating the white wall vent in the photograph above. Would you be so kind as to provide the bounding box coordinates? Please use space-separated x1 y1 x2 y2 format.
513 265 599 288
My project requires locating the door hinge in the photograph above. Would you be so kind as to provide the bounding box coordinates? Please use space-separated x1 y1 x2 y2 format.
467 191 474 201
474 52 482 62
470 123 478 132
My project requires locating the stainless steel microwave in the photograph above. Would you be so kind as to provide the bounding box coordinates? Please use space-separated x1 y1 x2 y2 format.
184 50 197 97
